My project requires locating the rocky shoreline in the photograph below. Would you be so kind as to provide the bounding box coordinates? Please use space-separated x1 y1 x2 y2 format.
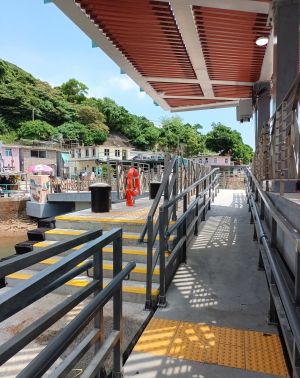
0 217 36 237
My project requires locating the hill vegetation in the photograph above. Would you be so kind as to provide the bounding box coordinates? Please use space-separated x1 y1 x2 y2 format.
0 59 253 163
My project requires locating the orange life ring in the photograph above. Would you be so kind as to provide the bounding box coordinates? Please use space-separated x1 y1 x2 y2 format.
126 167 140 206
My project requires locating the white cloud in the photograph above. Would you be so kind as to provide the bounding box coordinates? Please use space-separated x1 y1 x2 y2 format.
108 75 139 91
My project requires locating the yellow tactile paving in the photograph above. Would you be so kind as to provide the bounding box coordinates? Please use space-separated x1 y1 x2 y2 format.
133 318 288 377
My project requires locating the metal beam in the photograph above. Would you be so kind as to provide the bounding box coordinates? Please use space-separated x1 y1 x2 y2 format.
170 0 214 98
145 77 254 86
160 0 270 14
170 100 239 112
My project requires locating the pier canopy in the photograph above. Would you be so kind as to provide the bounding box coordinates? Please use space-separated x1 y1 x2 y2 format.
52 0 272 112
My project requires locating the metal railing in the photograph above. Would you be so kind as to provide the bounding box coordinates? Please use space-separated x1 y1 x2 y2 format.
53 160 152 200
253 73 300 181
0 228 135 377
246 168 300 378
144 162 219 309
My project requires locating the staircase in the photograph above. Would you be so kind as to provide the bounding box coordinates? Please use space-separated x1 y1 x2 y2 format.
6 207 176 304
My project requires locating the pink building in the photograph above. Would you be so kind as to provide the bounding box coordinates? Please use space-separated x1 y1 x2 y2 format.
197 155 231 166
0 144 20 172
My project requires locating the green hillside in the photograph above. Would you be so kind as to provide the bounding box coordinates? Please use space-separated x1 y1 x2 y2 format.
0 59 253 162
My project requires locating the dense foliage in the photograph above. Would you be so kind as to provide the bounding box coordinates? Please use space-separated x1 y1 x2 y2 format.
0 59 253 162
205 123 253 164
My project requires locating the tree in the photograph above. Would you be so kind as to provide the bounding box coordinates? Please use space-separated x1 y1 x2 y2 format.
59 78 88 103
205 123 243 154
159 116 205 156
205 123 253 163
97 98 132 131
18 120 59 140
88 123 109 144
57 122 93 145
0 59 77 127
77 105 106 125
0 116 8 134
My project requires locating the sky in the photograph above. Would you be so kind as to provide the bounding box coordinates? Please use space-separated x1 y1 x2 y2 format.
0 0 255 148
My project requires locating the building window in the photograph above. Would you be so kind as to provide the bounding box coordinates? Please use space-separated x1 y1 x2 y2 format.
92 148 96 157
205 158 208 164
31 150 46 158
5 149 12 157
77 149 81 158
115 149 120 157
104 149 110 157
86 149 89 157
225 158 228 164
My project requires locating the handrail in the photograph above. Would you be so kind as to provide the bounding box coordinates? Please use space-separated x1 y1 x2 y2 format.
145 163 220 309
246 169 300 248
163 169 220 210
0 228 135 377
18 262 135 378
245 168 300 376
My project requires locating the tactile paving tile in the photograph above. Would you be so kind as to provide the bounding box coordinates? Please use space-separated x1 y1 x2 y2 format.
133 318 289 377
133 318 178 356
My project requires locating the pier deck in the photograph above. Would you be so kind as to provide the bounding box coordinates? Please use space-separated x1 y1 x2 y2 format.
124 190 288 378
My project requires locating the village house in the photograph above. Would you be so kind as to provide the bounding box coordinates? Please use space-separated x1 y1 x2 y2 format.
0 143 70 176
68 134 134 177
195 154 231 166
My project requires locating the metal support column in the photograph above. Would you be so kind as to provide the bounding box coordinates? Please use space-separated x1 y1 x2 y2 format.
273 0 300 108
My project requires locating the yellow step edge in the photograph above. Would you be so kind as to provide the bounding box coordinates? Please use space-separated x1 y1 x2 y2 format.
123 233 175 241
34 243 168 257
37 259 160 275
34 240 169 256
45 229 86 236
56 215 175 226
7 273 158 295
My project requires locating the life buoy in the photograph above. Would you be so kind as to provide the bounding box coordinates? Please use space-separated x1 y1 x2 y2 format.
126 167 140 206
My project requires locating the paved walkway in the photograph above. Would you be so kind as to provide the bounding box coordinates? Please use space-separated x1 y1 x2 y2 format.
124 190 288 378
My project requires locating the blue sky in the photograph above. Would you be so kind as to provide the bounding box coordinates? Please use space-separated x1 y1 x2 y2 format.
0 0 255 148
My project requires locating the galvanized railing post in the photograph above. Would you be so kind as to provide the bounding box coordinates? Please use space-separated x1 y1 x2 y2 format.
202 178 207 221
208 174 212 210
145 216 153 310
182 194 188 263
158 206 167 308
93 230 104 378
194 185 199 236
172 158 178 221
112 231 123 377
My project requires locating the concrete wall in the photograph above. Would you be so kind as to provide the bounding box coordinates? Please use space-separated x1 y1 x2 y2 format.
0 198 27 220
0 145 20 171
21 148 57 174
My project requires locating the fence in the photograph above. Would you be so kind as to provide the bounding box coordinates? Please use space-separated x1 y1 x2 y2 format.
52 160 153 200
218 166 246 189
140 154 218 309
253 73 300 181
0 229 135 377
246 168 300 378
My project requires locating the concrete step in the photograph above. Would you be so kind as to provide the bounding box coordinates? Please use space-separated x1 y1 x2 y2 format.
34 241 168 264
55 215 175 234
5 270 159 304
30 256 160 283
55 215 146 233
44 228 89 241
44 228 173 248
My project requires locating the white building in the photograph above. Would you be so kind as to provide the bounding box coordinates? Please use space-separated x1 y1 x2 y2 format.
195 155 231 166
